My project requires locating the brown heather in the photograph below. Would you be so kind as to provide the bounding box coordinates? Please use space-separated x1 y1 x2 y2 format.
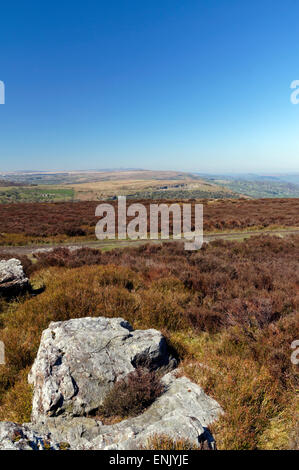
141 434 202 450
0 234 298 449
97 368 164 419
0 198 299 244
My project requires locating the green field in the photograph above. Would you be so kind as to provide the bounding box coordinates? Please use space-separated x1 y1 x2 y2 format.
0 186 74 203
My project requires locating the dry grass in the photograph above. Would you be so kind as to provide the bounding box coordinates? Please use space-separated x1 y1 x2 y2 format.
71 175 226 200
0 368 33 423
142 434 202 450
0 235 298 448
1 198 299 245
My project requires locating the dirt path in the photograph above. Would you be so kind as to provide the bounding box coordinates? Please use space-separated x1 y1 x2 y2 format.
1 228 299 256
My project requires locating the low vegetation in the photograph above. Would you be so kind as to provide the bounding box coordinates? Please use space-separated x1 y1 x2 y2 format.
97 368 164 420
142 434 202 450
0 235 298 448
0 198 298 245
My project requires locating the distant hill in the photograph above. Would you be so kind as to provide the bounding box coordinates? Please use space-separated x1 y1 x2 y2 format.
0 170 239 202
198 173 299 198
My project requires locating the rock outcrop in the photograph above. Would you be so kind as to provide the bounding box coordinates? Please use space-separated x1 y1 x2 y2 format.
28 317 177 420
0 371 221 450
0 421 61 450
0 258 29 296
0 316 223 450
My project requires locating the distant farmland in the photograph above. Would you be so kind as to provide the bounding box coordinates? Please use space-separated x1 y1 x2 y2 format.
0 170 237 202
0 186 74 203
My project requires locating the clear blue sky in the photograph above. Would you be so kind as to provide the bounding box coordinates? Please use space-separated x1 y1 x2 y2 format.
1 0 299 173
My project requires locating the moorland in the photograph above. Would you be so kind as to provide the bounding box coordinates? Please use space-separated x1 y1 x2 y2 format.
0 234 298 449
0 197 298 246
0 173 298 450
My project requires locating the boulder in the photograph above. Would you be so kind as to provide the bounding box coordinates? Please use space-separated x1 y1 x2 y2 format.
1 371 221 450
0 258 29 295
28 317 177 420
0 316 223 450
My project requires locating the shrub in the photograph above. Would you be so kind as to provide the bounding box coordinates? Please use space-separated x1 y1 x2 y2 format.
98 368 164 419
1 198 299 245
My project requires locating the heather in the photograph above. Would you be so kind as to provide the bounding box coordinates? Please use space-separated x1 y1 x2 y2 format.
0 198 299 245
97 368 164 420
0 235 298 449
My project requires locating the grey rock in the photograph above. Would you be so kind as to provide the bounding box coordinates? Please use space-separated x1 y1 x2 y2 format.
0 258 29 295
1 371 221 450
0 316 223 450
28 317 177 421
0 421 61 450
89 371 222 450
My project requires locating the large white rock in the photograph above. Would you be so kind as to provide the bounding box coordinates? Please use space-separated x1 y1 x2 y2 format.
0 371 222 450
0 258 29 295
28 317 177 420
0 316 223 450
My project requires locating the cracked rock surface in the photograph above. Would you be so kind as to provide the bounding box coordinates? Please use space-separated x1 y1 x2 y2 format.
0 371 221 450
28 317 177 420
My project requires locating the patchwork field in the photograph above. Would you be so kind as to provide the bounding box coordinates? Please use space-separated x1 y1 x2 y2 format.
0 186 74 203
3 170 298 202
0 170 237 202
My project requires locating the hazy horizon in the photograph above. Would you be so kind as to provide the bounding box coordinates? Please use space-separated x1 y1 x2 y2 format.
1 168 299 177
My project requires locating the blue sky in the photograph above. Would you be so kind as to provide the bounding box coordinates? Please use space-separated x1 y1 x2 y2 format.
1 0 299 173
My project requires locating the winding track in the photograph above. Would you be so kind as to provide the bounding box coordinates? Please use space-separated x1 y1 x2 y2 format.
1 228 299 256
